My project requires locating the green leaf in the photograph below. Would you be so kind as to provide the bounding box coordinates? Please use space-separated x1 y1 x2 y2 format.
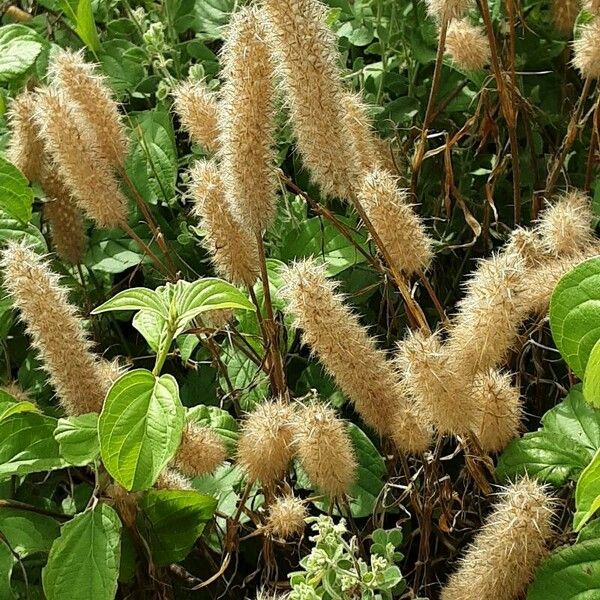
0 25 44 83
85 229 146 274
98 369 185 491
186 405 238 453
42 504 121 600
550 256 600 378
220 345 268 411
0 157 33 223
0 389 39 421
74 0 100 53
584 339 600 407
575 448 600 531
0 413 68 481
138 490 217 566
0 294 14 341
527 539 600 599
92 288 168 319
54 413 100 466
132 310 165 352
0 210 46 252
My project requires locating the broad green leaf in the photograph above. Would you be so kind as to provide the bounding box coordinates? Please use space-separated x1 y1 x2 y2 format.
0 157 33 223
42 504 121 600
132 310 165 352
92 288 168 319
0 294 14 341
98 369 184 491
99 40 145 96
220 345 268 411
74 0 100 53
550 256 600 378
187 0 236 39
54 413 100 466
0 25 44 83
0 508 60 557
578 517 600 542
584 339 600 407
187 405 238 452
85 229 146 274
527 539 600 599
138 490 217 566
0 388 39 421
0 544 14 600
575 449 600 531
0 210 46 252
0 413 68 481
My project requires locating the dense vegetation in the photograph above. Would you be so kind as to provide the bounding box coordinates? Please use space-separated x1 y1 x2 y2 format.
0 0 600 598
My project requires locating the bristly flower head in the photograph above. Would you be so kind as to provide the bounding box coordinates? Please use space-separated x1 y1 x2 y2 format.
281 258 431 453
219 5 278 235
189 160 259 287
424 0 474 21
572 17 600 79
172 80 220 153
0 242 114 415
441 477 555 600
583 0 600 13
292 403 356 499
155 468 193 491
445 19 491 71
265 494 308 539
173 422 227 477
237 399 296 486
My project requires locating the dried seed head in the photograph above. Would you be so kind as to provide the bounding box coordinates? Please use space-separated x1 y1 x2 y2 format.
357 169 433 276
445 19 491 71
552 0 579 36
107 484 140 529
536 191 595 257
424 0 474 21
172 80 219 152
6 90 44 181
189 160 259 287
202 308 233 330
40 166 86 264
155 468 193 491
441 477 555 600
33 89 128 228
572 18 600 79
281 259 431 453
265 494 307 539
49 49 128 166
0 242 113 415
504 228 547 267
0 382 32 403
219 6 278 234
173 422 227 477
471 370 522 453
260 0 355 199
292 403 356 499
237 399 296 486
583 0 600 13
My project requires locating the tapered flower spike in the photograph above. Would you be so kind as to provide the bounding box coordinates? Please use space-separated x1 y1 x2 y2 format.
33 89 128 228
292 403 357 499
357 169 434 276
189 160 259 287
40 166 86 264
281 259 431 453
553 0 579 36
264 494 307 539
445 19 491 71
219 6 278 235
536 191 595 257
172 422 227 477
471 369 522 453
0 242 113 415
48 49 128 166
260 0 355 199
424 0 474 21
441 477 555 600
237 399 296 486
155 468 193 491
573 17 600 79
6 90 44 182
172 80 220 153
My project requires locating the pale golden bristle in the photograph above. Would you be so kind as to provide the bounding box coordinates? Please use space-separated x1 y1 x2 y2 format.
441 478 555 600
260 0 355 199
172 80 220 153
219 6 278 234
49 49 128 166
281 259 431 453
471 370 522 453
0 242 113 415
6 90 44 182
0 382 32 403
236 399 296 486
572 18 600 79
189 159 259 287
552 0 579 36
155 467 193 491
445 19 491 71
424 0 474 21
292 403 356 499
264 494 307 539
33 89 128 228
106 484 140 529
583 0 600 13
357 169 433 276
202 308 233 330
173 422 227 477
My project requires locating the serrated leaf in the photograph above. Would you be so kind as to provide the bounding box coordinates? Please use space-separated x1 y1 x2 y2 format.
54 413 100 466
0 157 33 223
138 490 216 566
0 25 44 83
42 504 121 600
98 369 184 491
550 256 600 378
92 288 168 319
